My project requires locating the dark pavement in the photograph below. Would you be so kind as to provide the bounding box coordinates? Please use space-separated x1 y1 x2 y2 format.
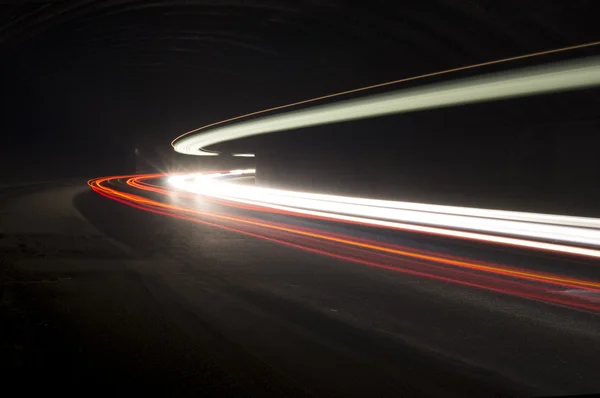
1 181 600 396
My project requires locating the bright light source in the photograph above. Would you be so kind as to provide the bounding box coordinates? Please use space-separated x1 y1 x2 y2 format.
168 170 600 258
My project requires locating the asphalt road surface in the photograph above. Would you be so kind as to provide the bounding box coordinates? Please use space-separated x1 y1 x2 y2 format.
1 180 600 396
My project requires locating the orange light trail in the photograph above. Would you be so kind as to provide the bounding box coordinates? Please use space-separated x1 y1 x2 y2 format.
124 173 600 290
89 173 600 313
127 175 600 290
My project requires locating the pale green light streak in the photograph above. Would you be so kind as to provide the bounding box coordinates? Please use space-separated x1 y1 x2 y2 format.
173 57 600 156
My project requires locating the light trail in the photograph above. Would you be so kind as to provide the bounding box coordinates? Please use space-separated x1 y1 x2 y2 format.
167 170 600 259
172 41 600 156
173 56 600 156
89 172 600 312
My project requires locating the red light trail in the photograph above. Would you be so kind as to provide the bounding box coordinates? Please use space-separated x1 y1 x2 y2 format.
89 172 600 313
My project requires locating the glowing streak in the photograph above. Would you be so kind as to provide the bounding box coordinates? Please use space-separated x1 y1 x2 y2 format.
173 57 600 155
167 171 600 258
190 184 600 244
89 173 600 312
93 174 600 290
172 41 600 156
214 183 600 229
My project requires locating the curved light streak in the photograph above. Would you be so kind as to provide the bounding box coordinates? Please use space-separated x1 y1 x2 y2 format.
168 170 600 258
89 172 600 312
172 41 600 156
173 56 600 156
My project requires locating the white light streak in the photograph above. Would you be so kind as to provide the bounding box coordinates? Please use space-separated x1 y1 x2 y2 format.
173 57 600 156
168 170 600 258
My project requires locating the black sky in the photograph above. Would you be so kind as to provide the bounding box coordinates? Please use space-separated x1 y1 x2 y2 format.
1 0 599 182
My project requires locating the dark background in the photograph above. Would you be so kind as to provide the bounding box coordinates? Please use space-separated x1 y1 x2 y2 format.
1 0 599 213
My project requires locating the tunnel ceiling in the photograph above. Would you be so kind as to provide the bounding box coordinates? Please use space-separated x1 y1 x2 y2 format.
3 1 598 75
1 0 599 155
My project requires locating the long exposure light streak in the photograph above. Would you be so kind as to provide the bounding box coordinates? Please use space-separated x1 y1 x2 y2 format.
88 172 600 312
173 56 600 156
172 41 600 156
167 170 600 259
